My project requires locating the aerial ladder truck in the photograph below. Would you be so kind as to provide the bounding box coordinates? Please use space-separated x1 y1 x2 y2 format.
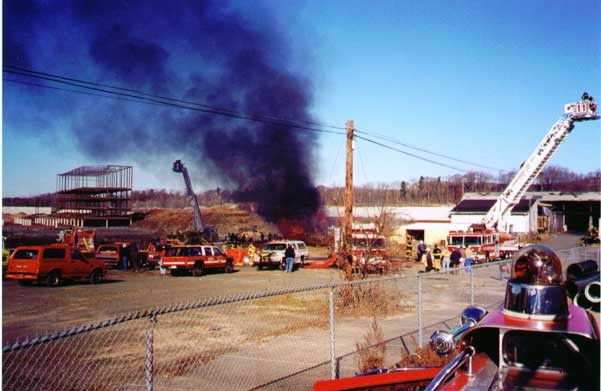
172 160 218 243
483 93 598 232
448 94 598 260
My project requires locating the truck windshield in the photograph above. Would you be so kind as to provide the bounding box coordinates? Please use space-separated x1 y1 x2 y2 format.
449 237 464 245
465 237 482 245
264 244 286 251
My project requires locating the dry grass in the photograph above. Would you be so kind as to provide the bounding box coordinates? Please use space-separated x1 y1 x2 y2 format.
133 206 279 238
398 336 453 367
336 283 406 317
356 318 386 373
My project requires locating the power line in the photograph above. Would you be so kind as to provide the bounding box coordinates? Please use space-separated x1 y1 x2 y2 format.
355 134 470 173
3 78 166 107
5 65 500 174
355 128 504 172
3 65 347 134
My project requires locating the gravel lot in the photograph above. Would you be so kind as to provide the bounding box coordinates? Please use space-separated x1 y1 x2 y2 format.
1 233 586 343
3 259 358 342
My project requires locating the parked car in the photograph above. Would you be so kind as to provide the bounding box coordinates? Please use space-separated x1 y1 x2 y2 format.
161 244 234 276
5 245 107 287
96 243 160 270
95 243 127 269
256 240 309 270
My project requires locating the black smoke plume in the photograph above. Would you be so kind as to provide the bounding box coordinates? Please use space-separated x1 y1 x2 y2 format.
5 0 321 222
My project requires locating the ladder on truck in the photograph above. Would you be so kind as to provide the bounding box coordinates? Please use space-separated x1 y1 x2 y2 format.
483 95 599 231
172 160 204 231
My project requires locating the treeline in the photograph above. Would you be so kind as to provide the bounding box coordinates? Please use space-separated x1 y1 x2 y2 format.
3 166 600 208
2 193 56 207
321 167 601 206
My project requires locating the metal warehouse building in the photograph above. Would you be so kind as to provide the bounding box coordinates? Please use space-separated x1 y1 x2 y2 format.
450 192 600 233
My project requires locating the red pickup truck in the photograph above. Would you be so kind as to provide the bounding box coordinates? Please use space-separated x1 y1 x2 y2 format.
161 244 234 276
5 245 107 287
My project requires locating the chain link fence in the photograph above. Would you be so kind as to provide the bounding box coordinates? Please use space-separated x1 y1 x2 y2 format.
3 246 599 390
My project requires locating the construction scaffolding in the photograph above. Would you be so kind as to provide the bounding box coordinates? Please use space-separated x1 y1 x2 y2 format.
54 165 132 227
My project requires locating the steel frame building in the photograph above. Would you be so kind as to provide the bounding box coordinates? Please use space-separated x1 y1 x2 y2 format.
54 165 132 227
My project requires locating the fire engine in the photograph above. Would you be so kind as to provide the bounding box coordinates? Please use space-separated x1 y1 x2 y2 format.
314 245 600 391
57 228 96 255
329 223 388 272
330 223 387 259
447 225 515 263
449 93 599 260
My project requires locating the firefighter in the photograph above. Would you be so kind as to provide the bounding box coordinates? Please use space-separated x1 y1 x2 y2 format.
432 244 442 270
247 242 256 266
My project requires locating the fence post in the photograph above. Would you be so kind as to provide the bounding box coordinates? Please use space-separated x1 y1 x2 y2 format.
329 287 337 379
470 269 474 306
145 313 157 391
417 275 423 348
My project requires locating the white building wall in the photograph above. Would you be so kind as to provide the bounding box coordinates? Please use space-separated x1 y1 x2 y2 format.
2 206 52 215
392 222 451 245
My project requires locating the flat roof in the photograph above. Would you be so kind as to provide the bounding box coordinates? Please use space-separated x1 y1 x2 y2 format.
462 191 600 202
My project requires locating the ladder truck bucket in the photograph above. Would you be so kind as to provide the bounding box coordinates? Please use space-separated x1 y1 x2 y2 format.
172 160 184 173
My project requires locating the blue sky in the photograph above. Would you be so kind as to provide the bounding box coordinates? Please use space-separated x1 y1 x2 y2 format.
3 0 600 198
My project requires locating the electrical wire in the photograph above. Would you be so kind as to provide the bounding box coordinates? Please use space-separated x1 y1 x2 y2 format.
355 134 470 173
5 65 501 174
4 65 347 134
354 128 505 173
3 78 166 107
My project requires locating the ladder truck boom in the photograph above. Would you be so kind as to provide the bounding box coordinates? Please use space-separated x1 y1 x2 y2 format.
172 160 204 231
483 94 599 231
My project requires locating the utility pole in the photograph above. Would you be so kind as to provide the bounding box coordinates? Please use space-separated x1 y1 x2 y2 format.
343 120 354 258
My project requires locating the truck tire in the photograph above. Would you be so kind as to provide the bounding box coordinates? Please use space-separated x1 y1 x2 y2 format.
300 256 305 268
225 261 234 273
46 270 61 287
192 263 203 277
90 269 103 284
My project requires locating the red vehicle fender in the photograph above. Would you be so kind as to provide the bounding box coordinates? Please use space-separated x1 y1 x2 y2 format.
313 367 441 391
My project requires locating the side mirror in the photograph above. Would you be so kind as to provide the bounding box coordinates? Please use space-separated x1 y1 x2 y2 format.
430 306 487 356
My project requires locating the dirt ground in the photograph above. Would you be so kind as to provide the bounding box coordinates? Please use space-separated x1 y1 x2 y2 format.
0 262 385 342
2 232 586 344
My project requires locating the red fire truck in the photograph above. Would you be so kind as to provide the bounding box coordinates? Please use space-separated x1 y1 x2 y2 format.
447 225 517 263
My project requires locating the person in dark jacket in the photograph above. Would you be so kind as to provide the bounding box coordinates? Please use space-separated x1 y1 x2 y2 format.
121 243 129 271
450 248 462 273
129 243 140 273
416 241 427 262
284 244 295 273
425 248 434 272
